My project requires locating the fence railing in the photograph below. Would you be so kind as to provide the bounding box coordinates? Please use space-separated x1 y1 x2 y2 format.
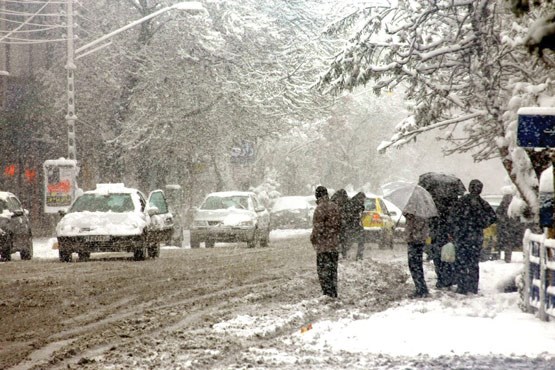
522 229 555 321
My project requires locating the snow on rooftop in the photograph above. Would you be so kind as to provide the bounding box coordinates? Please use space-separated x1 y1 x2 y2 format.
517 107 555 116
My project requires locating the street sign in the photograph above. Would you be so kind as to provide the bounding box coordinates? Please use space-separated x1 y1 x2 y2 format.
43 158 79 214
517 107 555 148
230 141 255 164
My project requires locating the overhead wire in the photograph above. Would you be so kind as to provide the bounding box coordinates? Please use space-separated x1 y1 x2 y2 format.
0 0 87 45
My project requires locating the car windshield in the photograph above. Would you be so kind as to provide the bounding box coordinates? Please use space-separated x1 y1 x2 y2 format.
201 195 249 210
364 198 377 212
69 193 135 213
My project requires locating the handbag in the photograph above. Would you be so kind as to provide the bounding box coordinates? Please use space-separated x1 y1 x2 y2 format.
441 242 456 263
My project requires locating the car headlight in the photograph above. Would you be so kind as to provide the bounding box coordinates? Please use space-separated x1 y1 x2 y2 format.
238 219 254 227
57 223 77 234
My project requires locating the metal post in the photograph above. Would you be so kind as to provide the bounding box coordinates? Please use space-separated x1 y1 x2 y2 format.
66 0 77 161
523 230 531 312
539 236 548 321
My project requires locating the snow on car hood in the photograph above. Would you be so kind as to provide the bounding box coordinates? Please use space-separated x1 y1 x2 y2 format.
56 211 147 237
195 209 256 226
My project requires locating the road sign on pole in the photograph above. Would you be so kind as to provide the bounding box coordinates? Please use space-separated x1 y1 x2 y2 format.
43 158 79 214
517 107 555 148
517 107 555 233
230 141 255 164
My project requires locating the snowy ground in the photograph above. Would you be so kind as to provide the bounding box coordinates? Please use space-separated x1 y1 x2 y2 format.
27 231 555 367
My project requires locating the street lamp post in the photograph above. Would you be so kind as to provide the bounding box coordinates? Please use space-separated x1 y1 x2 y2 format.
64 0 205 162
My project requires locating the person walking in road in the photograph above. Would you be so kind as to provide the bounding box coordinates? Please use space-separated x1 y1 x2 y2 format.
404 212 430 298
331 189 350 259
449 179 497 294
345 192 366 260
496 194 525 263
310 186 341 298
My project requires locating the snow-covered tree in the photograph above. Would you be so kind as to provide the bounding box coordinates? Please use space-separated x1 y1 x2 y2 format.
319 0 555 215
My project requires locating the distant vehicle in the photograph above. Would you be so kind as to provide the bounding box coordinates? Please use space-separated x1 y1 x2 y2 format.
56 184 173 262
0 191 33 261
190 191 270 248
270 196 313 229
482 194 503 259
381 197 406 239
361 194 395 249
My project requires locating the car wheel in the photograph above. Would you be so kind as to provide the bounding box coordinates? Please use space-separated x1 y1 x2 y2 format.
1 234 12 262
78 251 90 262
20 234 33 260
247 229 259 248
148 243 160 258
190 236 200 249
259 229 270 248
134 235 148 261
205 240 215 248
59 249 72 262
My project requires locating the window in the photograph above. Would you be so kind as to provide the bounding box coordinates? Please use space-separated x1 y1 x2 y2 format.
149 191 168 214
7 196 22 212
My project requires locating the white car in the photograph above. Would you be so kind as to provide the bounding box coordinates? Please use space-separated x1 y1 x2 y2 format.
56 183 173 262
270 196 313 229
190 191 270 248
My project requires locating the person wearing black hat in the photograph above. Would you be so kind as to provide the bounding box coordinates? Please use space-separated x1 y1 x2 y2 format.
449 179 497 294
310 185 341 298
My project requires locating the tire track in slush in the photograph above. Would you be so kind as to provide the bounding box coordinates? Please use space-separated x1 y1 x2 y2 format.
13 273 291 370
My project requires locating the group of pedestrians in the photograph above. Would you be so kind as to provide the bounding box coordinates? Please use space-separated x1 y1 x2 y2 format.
406 179 497 297
309 186 368 298
330 189 366 261
309 178 502 300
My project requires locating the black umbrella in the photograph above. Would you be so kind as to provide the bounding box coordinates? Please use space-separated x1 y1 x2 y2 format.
418 172 466 203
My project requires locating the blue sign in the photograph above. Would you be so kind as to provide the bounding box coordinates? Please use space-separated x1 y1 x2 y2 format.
517 108 555 148
230 141 255 164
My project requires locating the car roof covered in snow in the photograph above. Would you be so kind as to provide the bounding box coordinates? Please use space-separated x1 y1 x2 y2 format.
83 183 138 195
0 191 15 200
205 191 255 197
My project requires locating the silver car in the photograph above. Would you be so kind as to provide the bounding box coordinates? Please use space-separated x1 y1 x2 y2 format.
190 191 270 248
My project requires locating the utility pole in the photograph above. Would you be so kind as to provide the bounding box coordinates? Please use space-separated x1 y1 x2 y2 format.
66 0 77 161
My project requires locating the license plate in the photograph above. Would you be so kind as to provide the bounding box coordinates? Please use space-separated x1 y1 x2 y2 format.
86 235 110 242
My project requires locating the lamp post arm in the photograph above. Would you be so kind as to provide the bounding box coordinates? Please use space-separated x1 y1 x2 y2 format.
75 2 204 57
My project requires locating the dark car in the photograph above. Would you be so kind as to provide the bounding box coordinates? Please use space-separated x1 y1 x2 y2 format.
270 196 313 229
0 191 33 261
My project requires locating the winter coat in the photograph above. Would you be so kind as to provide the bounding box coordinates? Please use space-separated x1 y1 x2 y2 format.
496 194 525 247
449 193 497 245
404 213 429 244
344 192 365 240
310 197 341 253
331 189 350 240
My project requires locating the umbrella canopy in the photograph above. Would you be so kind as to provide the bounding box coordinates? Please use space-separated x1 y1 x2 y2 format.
418 172 466 202
383 182 438 218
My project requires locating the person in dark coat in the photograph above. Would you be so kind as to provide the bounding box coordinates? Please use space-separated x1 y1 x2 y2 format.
449 179 497 294
404 212 430 298
429 200 457 288
496 194 525 263
344 192 366 260
310 186 341 298
331 189 350 259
